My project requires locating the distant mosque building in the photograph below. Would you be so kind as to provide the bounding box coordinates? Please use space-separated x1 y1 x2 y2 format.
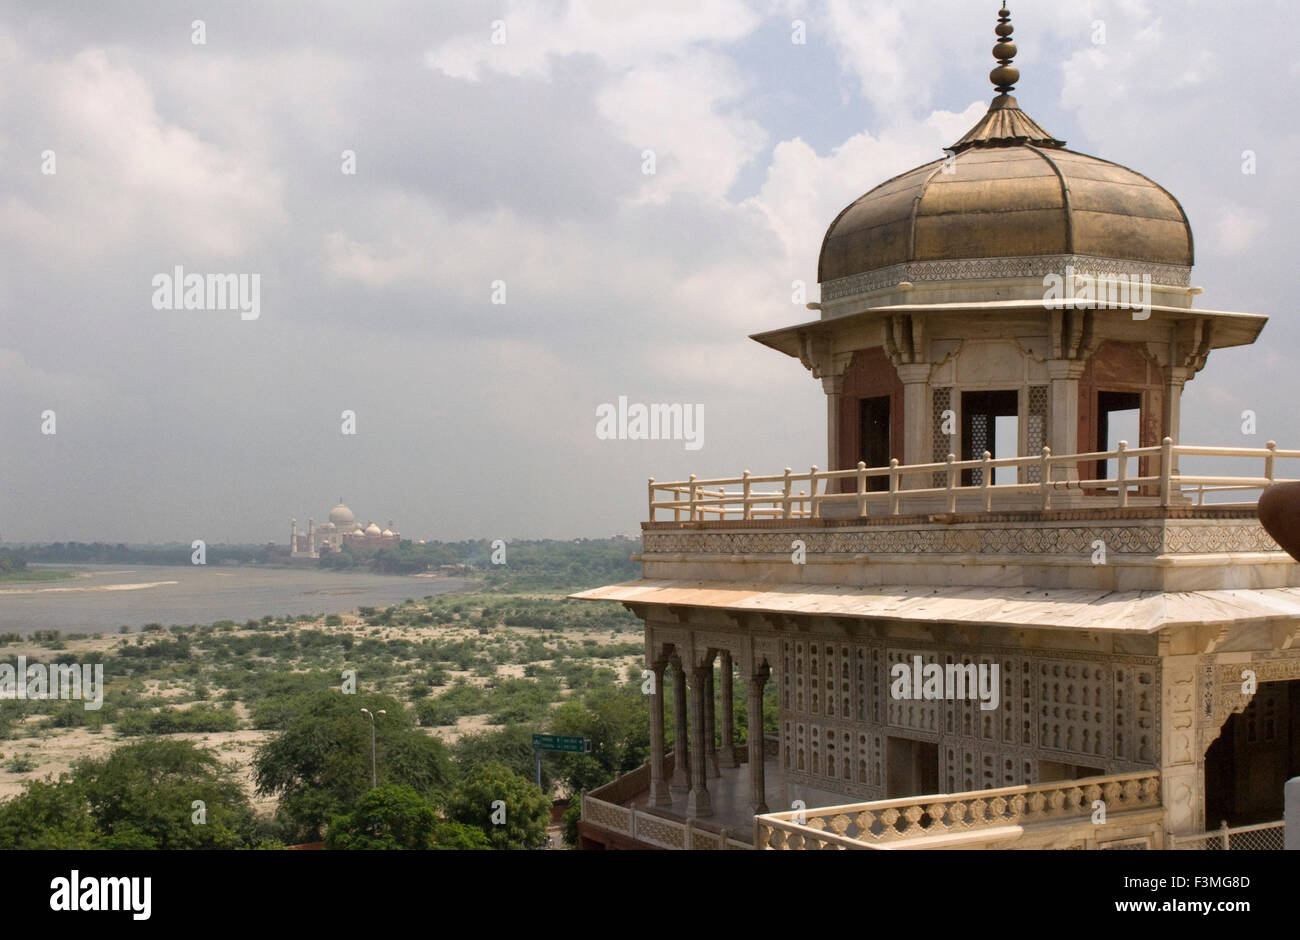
290 499 400 558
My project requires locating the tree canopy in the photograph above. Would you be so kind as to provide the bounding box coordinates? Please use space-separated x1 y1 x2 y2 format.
0 739 257 850
252 689 454 842
444 762 550 850
325 784 489 850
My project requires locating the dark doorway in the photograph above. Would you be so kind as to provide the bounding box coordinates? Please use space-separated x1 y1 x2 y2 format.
886 736 939 799
961 390 1019 485
1097 391 1142 483
858 396 891 491
1205 679 1300 827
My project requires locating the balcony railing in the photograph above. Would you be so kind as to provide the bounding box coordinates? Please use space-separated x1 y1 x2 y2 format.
753 770 1162 850
1168 819 1285 850
649 439 1300 522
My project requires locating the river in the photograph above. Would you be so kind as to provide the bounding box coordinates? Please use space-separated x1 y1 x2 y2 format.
0 565 476 634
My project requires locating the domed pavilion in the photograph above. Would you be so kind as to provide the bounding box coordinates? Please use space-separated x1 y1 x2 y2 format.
575 5 1300 852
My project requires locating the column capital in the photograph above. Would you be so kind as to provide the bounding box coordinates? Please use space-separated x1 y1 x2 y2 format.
1046 358 1087 381
895 362 931 384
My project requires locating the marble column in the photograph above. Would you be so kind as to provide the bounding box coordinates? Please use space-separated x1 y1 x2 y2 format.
719 651 738 768
669 656 690 792
1047 359 1086 481
685 664 713 818
897 363 932 481
823 373 845 472
748 664 770 814
1164 366 1192 477
703 652 719 779
648 659 671 807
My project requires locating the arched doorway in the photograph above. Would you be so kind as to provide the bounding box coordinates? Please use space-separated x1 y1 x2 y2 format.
1204 679 1300 826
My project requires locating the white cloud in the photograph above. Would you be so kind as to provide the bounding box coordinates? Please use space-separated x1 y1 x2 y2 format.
0 44 282 263
425 0 760 81
1211 204 1266 256
744 100 985 280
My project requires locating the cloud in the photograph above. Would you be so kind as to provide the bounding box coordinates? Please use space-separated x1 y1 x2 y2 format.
0 43 282 264
425 0 760 81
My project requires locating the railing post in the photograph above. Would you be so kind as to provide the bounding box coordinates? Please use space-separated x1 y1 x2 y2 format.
782 468 793 520
648 477 656 522
1159 437 1174 506
946 453 957 514
889 459 900 516
809 466 819 519
742 471 752 521
1116 441 1129 508
1266 440 1277 484
1040 447 1052 510
981 450 992 511
857 461 868 517
1221 819 1230 851
688 474 698 522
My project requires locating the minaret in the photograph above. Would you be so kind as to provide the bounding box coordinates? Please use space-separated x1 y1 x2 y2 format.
290 517 297 556
308 518 316 556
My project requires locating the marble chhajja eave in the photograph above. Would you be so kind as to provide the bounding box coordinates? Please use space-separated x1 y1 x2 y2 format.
571 579 1300 635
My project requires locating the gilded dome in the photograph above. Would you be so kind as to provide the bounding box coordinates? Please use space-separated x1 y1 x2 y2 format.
818 6 1192 287
818 142 1193 284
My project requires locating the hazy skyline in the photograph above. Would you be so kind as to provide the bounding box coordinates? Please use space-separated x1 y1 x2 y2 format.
1 0 1296 544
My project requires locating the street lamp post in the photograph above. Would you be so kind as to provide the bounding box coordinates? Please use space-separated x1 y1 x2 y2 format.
360 707 386 788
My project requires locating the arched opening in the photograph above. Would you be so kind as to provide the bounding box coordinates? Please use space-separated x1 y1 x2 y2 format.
1205 679 1300 826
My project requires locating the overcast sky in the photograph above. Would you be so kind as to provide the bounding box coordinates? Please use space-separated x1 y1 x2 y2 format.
1 0 1296 544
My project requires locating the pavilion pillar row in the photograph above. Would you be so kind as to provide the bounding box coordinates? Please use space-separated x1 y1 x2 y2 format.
669 655 691 792
748 662 771 815
647 657 672 807
685 661 713 817
719 651 738 768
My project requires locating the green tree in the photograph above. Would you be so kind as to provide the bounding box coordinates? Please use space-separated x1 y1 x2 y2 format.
325 784 489 851
73 739 256 849
253 689 454 842
452 725 551 790
445 762 549 850
0 776 98 849
547 685 650 794
326 784 489 850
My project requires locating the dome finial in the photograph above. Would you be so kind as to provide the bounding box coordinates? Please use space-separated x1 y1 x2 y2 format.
990 4 1019 97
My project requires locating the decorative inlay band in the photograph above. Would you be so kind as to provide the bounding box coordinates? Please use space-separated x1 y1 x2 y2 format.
820 253 1192 301
642 520 1277 557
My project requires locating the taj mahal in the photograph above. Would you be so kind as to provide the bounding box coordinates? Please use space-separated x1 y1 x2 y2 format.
289 499 400 559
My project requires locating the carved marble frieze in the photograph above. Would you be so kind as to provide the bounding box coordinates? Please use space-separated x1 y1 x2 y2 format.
820 253 1192 302
643 521 1277 558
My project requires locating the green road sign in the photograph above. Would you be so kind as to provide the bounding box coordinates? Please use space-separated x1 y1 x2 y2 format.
532 733 589 753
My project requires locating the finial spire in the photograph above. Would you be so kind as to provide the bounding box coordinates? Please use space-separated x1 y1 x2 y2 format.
948 4 1064 153
990 4 1019 97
